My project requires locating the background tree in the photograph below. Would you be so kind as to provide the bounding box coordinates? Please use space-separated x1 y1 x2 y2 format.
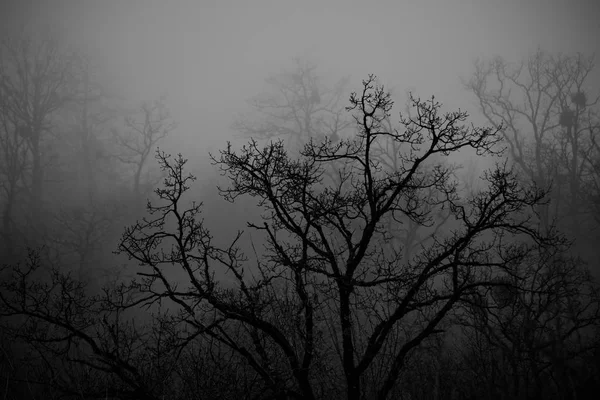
234 58 351 153
57 56 116 201
40 55 126 282
586 104 600 226
466 49 600 256
461 48 600 400
0 34 81 246
44 92 175 284
0 83 29 263
0 31 180 399
112 95 177 202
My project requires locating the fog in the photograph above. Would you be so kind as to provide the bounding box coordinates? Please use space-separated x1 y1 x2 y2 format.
5 0 598 165
2 1 600 399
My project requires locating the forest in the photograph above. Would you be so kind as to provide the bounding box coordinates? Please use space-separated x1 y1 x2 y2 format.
1 29 600 400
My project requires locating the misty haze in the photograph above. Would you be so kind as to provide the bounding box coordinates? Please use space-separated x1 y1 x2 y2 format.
1 1 600 399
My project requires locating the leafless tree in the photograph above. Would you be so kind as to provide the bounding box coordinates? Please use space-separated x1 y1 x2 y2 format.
117 75 558 400
0 84 29 263
234 58 351 153
61 56 115 200
113 95 176 200
0 33 81 243
462 49 600 399
466 50 600 246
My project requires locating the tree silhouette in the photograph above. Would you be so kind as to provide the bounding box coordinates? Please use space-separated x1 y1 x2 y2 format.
116 75 559 399
1 72 580 400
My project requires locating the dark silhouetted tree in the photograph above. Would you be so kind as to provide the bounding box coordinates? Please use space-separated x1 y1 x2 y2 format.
116 75 559 400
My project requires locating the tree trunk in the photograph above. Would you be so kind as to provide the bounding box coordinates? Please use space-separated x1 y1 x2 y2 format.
29 136 44 245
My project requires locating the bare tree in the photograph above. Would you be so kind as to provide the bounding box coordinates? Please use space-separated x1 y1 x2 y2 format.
465 50 599 245
113 96 176 200
586 107 600 225
234 58 351 153
117 75 558 400
0 85 29 263
462 49 600 400
63 56 115 200
0 34 81 243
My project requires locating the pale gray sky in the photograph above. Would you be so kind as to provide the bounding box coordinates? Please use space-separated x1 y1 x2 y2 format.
2 0 599 159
